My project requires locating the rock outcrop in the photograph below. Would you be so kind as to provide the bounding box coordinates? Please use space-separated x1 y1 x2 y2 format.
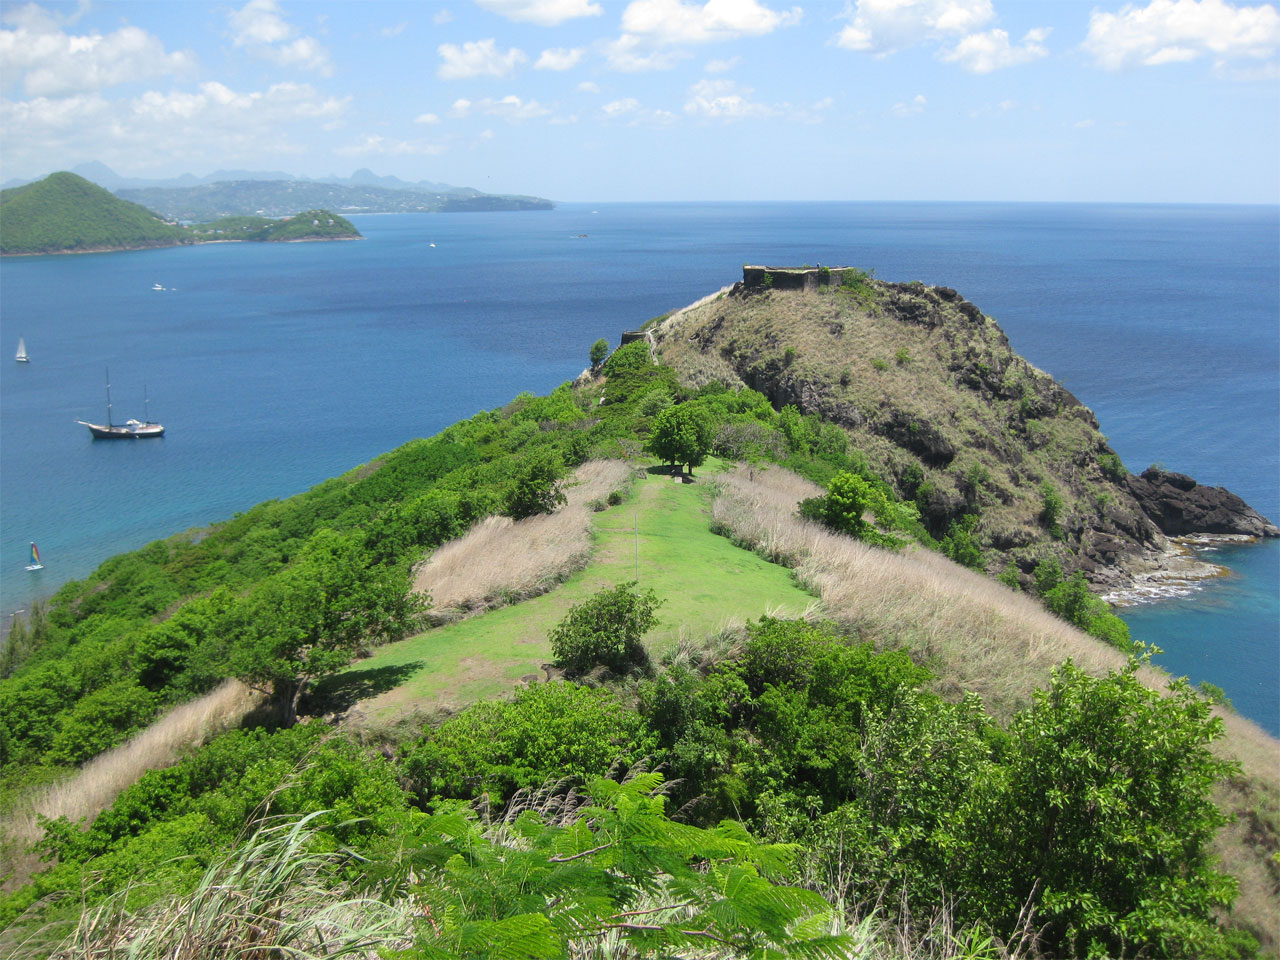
1127 468 1279 538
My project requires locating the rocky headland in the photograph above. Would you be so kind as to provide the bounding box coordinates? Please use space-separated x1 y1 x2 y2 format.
647 266 1276 596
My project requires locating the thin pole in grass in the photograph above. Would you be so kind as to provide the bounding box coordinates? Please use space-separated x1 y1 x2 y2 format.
634 512 640 582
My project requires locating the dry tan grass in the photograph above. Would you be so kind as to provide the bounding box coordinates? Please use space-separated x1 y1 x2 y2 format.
2 679 261 885
712 463 1280 947
709 465 1124 715
413 460 635 617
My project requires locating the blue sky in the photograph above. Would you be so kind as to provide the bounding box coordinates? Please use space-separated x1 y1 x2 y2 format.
1 0 1277 201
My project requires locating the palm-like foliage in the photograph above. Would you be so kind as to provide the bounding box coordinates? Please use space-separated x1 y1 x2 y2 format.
370 773 851 959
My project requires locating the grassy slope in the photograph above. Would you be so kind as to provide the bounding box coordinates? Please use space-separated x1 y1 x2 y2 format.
0 172 186 254
340 467 815 721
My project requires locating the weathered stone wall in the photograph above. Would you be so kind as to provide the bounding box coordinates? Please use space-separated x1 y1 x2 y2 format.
741 265 860 290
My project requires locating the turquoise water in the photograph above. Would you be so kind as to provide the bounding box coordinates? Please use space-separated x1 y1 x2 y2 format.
2 203 1276 732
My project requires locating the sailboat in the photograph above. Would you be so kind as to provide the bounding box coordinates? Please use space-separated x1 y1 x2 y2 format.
15 338 29 362
76 369 165 438
25 542 43 571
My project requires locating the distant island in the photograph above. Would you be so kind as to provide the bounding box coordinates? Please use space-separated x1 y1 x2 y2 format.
0 173 361 255
1 162 555 221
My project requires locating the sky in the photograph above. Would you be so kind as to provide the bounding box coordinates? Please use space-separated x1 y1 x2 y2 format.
1 0 1277 202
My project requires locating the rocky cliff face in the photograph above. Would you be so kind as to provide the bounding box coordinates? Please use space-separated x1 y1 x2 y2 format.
648 270 1275 591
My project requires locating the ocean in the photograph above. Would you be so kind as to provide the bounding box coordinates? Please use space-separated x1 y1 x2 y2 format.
2 202 1276 732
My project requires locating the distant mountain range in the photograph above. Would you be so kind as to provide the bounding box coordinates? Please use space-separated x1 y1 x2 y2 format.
1 163 553 219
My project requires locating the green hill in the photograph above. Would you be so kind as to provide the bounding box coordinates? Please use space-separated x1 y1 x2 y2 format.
0 172 187 255
186 209 360 242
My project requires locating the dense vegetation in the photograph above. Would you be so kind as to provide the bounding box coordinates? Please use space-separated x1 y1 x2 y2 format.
0 172 185 254
0 337 1271 958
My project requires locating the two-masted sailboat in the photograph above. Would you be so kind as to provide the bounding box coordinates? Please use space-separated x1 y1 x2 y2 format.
77 369 165 439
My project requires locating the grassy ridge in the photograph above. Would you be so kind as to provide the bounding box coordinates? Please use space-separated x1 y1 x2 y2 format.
339 465 816 722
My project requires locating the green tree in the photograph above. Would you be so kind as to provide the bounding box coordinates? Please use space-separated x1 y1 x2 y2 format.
504 450 567 520
992 652 1240 958
589 337 609 368
549 581 661 677
646 404 714 476
1039 480 1064 537
231 530 426 724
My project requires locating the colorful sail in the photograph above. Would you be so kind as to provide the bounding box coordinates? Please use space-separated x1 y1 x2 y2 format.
26 541 43 570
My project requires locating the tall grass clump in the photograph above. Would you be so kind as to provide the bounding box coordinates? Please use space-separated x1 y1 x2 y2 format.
3 812 411 960
2 679 261 883
413 460 634 618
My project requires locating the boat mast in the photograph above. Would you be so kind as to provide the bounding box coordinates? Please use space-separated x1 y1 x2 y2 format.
105 367 114 427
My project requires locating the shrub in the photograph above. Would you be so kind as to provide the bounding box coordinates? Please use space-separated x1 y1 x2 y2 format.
783 346 797 366
799 471 920 550
404 683 656 801
1033 557 1063 596
993 653 1240 958
871 356 889 372
894 346 911 366
940 514 984 571
839 366 851 387
548 581 661 677
997 562 1022 590
504 450 567 520
1039 480 1064 536
1099 452 1127 481
601 340 650 378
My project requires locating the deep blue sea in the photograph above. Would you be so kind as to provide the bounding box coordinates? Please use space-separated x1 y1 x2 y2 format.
2 203 1276 733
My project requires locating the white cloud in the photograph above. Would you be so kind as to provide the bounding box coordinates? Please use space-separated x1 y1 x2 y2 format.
336 134 447 157
437 38 527 78
891 93 927 116
607 0 800 71
474 94 553 120
1083 0 1280 70
381 21 408 37
451 97 473 117
536 46 584 69
621 0 801 44
837 0 993 54
415 111 441 123
705 55 740 71
434 8 454 24
229 0 291 45
941 26 1050 72
474 0 603 25
602 97 642 116
0 12 195 97
1074 118 1095 127
684 77 776 117
577 80 601 92
604 33 690 70
1 80 350 173
227 0 332 75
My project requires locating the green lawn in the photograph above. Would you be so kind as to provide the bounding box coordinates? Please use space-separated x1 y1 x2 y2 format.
336 468 816 721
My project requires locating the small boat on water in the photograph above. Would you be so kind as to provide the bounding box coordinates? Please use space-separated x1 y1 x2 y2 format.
15 338 29 362
152 283 165 291
77 370 165 439
25 542 43 571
